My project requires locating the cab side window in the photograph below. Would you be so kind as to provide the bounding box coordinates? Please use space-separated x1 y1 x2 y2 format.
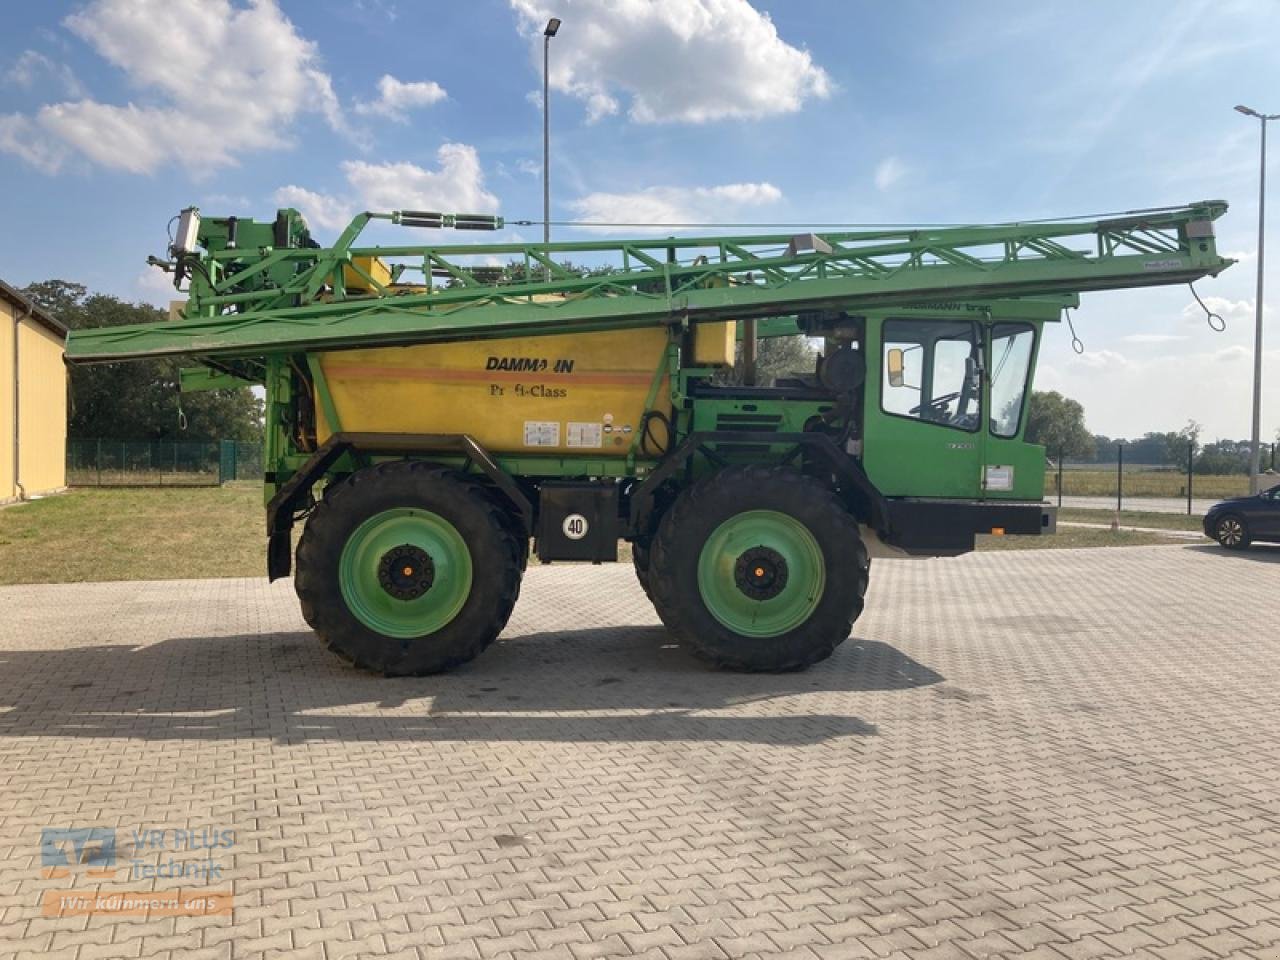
881 319 980 432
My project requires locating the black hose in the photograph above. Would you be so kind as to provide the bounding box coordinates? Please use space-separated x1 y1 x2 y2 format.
639 410 673 458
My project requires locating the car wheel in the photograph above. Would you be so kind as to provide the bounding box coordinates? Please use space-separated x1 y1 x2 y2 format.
1214 514 1251 550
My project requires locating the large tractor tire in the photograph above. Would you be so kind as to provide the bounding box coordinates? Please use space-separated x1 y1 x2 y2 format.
649 465 869 672
631 540 653 598
475 481 530 574
295 462 522 675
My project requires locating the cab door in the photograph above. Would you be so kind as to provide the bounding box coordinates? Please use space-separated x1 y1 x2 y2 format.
981 322 1043 502
863 317 985 498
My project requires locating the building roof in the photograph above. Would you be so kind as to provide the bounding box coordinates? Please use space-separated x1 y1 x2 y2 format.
0 279 68 340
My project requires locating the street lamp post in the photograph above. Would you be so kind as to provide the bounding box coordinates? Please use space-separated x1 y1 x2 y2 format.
542 17 561 252
1236 104 1278 494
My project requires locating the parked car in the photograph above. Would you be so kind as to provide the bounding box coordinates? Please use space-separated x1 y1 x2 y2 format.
1204 483 1280 549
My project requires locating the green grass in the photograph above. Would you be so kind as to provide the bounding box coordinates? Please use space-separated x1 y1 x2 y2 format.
975 526 1181 551
0 484 265 584
1057 507 1204 532
1045 469 1250 499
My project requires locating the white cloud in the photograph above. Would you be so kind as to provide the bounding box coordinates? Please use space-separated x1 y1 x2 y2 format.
495 157 542 180
1121 333 1189 344
198 192 251 210
1036 304 1280 439
1180 295 1255 333
0 114 67 172
570 181 782 231
509 0 831 123
352 0 399 22
353 74 446 122
344 145 499 213
274 144 500 235
0 0 344 176
1211 344 1251 364
874 157 905 192
135 266 178 307
1068 347 1130 371
5 50 83 97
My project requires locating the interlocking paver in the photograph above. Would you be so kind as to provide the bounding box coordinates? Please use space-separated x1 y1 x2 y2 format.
0 544 1277 959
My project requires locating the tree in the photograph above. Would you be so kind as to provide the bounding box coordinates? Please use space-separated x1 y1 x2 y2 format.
23 280 263 441
1025 390 1094 459
1168 419 1202 465
715 335 818 387
1134 421 1202 467
1195 438 1252 475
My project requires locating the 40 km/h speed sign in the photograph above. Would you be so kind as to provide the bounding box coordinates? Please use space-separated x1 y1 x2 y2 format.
562 514 589 540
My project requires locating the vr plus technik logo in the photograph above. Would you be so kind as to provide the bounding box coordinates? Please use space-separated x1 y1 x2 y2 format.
41 828 117 880
40 826 236 918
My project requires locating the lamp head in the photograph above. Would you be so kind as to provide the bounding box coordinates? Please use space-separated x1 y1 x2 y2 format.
544 17 561 37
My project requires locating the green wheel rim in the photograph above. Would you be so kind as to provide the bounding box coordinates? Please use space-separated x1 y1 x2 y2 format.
339 508 473 638
696 509 825 638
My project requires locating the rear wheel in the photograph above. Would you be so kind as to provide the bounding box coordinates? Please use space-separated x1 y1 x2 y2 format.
649 465 869 671
631 540 652 597
1214 513 1251 550
296 462 522 675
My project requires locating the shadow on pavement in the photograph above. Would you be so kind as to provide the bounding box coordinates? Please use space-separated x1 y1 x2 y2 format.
1185 542 1280 564
0 626 942 745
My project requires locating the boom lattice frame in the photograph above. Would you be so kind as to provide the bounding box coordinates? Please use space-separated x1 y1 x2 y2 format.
66 202 1231 365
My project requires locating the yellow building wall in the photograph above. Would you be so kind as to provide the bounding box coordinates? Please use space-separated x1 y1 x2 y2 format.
15 319 67 495
0 302 14 501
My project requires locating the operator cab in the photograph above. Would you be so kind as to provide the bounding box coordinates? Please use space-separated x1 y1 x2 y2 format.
682 297 1064 513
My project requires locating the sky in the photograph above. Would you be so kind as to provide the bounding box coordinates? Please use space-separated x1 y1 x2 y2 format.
0 0 1277 441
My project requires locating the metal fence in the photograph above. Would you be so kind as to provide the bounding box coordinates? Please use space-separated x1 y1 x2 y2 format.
67 440 263 487
1046 443 1277 514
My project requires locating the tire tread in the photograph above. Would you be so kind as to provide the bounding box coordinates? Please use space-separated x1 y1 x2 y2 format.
295 461 521 675
648 464 868 672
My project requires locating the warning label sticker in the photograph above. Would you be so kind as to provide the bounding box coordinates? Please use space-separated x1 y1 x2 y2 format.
523 421 561 447
566 422 604 448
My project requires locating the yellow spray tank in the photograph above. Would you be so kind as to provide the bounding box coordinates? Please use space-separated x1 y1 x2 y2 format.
315 325 671 456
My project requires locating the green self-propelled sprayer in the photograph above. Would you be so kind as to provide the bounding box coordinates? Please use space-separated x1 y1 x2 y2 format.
66 201 1232 674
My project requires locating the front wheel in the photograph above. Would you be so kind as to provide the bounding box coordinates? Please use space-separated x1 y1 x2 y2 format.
1214 514 1251 550
649 465 869 671
295 462 522 675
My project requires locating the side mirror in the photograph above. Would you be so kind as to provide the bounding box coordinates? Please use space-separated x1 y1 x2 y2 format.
887 348 905 388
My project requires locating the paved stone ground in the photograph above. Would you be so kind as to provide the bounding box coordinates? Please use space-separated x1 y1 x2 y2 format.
2 542 1279 960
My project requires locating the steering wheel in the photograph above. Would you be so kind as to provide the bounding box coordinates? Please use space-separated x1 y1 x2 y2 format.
909 391 961 416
